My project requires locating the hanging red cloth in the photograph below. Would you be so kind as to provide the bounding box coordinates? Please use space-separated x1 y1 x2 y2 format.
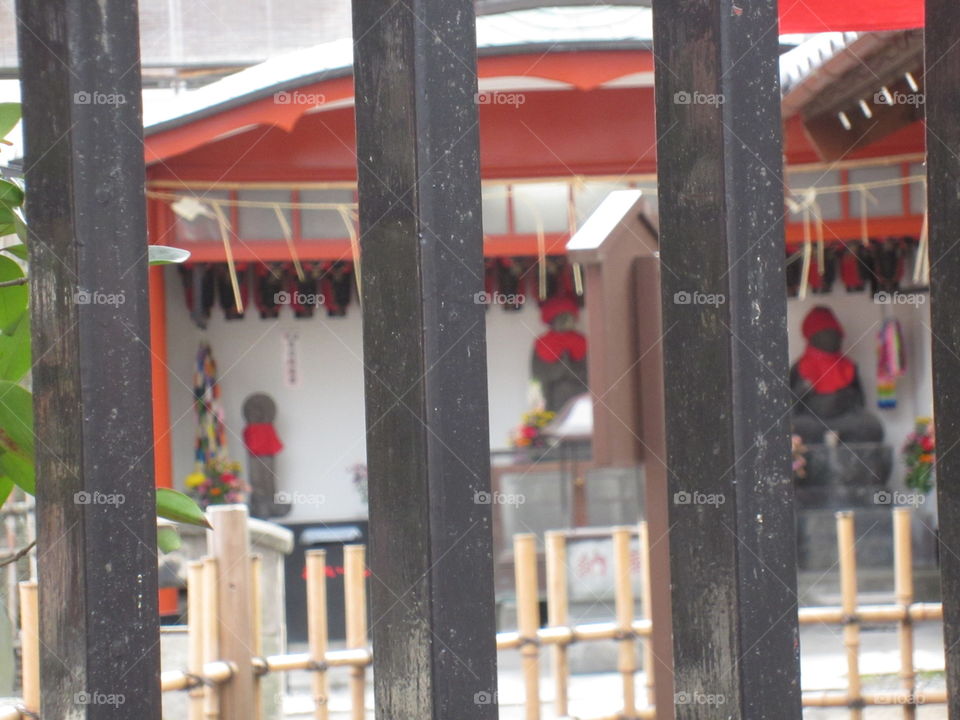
243 423 284 457
779 1 921 33
797 346 856 394
535 331 587 364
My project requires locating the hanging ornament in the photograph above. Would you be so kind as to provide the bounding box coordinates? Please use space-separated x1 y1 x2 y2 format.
876 318 906 410
217 263 249 320
187 343 245 508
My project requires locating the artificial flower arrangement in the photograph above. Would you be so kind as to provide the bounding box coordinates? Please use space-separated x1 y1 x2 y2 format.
903 417 935 493
512 409 556 449
185 456 246 508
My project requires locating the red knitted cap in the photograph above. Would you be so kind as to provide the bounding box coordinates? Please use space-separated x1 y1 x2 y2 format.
802 306 843 340
540 296 579 325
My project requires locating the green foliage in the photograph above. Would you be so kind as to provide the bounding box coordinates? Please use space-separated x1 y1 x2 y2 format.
157 525 182 553
157 488 212 529
148 246 191 265
0 102 209 536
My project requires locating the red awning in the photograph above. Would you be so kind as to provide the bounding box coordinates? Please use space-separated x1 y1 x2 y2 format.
780 1 922 33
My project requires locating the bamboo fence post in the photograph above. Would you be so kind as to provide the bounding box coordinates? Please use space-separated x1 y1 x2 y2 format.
188 561 206 720
893 507 916 718
17 581 38 716
204 556 221 720
344 545 367 720
208 505 256 719
545 531 569 717
613 527 637 718
251 555 263 720
837 511 862 720
306 550 330 720
514 533 541 720
639 522 655 709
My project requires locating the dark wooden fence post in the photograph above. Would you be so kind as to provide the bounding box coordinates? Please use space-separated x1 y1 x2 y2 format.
351 1 498 718
651 2 803 718
923 2 960 713
16 1 161 718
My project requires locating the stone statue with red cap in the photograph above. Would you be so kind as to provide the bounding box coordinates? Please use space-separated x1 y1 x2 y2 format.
790 306 884 444
532 296 588 414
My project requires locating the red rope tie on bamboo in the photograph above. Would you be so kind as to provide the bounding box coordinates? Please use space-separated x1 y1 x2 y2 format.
613 628 638 641
306 659 330 673
841 613 860 626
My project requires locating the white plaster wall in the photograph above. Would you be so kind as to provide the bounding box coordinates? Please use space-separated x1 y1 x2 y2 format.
165 265 933 522
164 269 552 523
787 286 932 487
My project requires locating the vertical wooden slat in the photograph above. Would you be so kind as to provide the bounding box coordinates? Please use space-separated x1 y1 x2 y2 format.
351 0 498 717
923 2 960 713
893 508 916 719
514 534 540 720
639 522 656 708
17 581 38 716
651 1 802 717
15 0 162 716
251 555 263 720
203 557 221 720
634 254 675 720
545 531 569 717
837 511 862 720
306 550 330 720
344 545 366 720
208 506 255 720
188 561 206 720
613 527 637 717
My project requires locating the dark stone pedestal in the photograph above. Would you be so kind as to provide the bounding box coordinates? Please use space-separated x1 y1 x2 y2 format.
795 442 892 509
794 442 940 602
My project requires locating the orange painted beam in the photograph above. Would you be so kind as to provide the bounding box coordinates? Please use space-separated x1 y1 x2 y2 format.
148 199 173 490
784 215 925 245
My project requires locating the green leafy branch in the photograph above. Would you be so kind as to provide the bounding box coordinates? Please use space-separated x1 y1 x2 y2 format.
0 102 206 554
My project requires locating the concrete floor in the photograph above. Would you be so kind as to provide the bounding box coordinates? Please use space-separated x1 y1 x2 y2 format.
281 623 948 718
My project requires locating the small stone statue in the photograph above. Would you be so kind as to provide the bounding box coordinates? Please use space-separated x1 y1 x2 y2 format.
531 296 588 414
242 393 291 519
790 306 884 444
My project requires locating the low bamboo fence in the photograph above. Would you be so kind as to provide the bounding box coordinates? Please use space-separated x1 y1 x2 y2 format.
2 506 947 718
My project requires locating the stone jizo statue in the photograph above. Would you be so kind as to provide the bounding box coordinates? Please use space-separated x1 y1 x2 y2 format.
790 306 884 444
